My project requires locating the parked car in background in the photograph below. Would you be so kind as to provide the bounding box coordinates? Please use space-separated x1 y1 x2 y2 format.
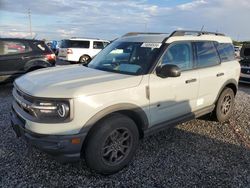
234 45 241 59
239 42 250 83
0 38 56 83
57 38 109 65
11 31 240 174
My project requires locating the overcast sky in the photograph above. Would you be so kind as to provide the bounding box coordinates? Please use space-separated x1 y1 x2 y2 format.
0 0 249 41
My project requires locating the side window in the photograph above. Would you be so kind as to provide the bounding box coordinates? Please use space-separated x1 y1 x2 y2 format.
161 42 193 71
93 41 104 49
216 43 235 62
71 41 90 48
195 42 220 68
0 41 32 55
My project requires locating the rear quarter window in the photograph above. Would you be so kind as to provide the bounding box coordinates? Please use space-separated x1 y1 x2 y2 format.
216 43 235 62
0 40 32 55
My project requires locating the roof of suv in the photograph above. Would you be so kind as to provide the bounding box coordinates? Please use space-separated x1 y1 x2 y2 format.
66 38 109 42
117 30 232 44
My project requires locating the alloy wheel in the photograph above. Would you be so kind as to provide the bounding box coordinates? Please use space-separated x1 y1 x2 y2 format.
102 128 132 166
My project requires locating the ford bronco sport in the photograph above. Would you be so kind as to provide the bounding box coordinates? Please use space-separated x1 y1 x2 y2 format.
11 31 240 174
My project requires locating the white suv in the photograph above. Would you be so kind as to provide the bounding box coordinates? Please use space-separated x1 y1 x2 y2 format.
58 38 109 64
11 31 240 174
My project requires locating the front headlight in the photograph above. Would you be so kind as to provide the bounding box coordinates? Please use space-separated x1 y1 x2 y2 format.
29 100 72 123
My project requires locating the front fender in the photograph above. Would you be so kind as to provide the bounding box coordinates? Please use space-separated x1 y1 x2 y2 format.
80 103 149 133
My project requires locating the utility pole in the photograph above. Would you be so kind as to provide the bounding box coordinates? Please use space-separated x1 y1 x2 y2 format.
237 34 240 42
28 9 32 38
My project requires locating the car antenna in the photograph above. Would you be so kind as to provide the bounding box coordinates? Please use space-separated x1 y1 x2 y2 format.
33 34 38 40
200 25 204 31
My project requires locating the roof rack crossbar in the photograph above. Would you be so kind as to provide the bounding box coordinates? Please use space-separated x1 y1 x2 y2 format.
122 32 169 37
169 30 225 37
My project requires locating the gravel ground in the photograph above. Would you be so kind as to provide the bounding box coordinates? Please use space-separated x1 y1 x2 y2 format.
0 83 250 187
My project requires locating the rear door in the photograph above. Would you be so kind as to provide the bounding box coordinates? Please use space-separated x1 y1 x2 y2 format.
0 39 32 76
195 41 225 108
58 40 90 61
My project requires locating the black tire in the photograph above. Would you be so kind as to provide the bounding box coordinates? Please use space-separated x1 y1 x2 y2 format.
84 113 139 175
214 87 235 122
79 55 91 65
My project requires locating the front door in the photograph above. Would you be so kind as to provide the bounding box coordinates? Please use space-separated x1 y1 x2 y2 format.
149 42 199 126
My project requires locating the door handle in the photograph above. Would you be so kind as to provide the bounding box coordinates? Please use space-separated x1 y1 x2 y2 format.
21 56 30 60
185 78 197 84
216 72 224 77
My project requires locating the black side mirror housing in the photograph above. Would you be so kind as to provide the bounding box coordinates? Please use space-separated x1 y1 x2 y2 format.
156 64 181 78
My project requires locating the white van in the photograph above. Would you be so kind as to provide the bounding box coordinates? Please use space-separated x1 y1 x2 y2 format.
58 38 109 64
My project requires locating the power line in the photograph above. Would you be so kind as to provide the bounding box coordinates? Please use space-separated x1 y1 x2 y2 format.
28 9 32 38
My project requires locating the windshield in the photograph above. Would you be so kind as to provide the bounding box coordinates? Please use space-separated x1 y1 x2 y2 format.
88 41 161 75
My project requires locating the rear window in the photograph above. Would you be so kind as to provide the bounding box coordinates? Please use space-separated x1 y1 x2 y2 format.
0 40 32 55
60 40 90 48
216 43 235 62
195 41 220 68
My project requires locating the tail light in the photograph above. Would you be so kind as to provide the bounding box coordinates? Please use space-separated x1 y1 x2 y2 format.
45 54 56 61
67 48 73 54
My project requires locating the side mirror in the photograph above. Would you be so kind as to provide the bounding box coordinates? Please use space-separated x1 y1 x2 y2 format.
156 64 181 78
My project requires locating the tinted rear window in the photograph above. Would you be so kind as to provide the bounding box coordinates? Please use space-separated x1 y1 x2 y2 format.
216 43 235 62
60 40 90 48
195 41 220 68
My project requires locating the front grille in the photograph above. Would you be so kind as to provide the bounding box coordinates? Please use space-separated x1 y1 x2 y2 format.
240 60 250 67
240 77 250 83
241 68 250 74
13 85 36 117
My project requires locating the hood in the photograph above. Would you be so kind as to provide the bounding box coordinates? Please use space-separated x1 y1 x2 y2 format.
15 65 143 98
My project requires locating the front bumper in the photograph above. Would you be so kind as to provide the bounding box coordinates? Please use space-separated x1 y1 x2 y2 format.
10 109 87 163
239 76 250 83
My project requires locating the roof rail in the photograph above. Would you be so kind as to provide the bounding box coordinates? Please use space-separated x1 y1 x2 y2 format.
122 32 169 37
70 37 100 40
169 30 225 37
